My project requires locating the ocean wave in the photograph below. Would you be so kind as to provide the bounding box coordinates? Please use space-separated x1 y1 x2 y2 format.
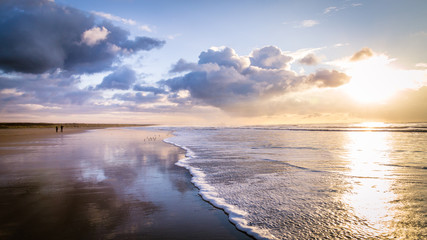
164 136 277 240
381 163 427 170
161 126 427 240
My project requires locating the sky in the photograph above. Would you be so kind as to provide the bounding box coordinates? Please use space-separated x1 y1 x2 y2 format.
0 0 427 126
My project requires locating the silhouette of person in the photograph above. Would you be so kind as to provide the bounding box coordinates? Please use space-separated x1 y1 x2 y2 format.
60 125 64 132
56 126 58 132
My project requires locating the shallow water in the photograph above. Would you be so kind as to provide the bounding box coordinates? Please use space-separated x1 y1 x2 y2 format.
164 124 427 239
0 128 251 240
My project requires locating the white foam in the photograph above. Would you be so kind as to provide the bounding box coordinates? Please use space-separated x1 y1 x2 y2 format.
164 136 277 240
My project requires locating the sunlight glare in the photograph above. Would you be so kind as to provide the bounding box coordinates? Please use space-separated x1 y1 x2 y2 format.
342 131 396 235
342 55 418 104
353 122 390 129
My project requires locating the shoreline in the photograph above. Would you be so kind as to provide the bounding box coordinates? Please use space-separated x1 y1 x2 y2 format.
0 127 252 240
0 122 154 129
165 135 272 240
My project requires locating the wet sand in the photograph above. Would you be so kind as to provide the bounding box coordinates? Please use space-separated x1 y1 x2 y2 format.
0 128 252 240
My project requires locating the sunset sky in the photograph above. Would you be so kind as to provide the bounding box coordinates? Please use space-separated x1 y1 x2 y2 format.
1 0 427 125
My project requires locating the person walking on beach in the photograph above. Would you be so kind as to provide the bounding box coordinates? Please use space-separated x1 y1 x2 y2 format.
60 125 64 132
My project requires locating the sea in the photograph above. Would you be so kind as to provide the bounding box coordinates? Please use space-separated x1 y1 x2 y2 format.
159 123 427 240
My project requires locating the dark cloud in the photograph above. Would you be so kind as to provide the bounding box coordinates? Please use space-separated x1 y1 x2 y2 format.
350 47 374 61
163 69 254 107
169 59 198 73
114 92 162 103
96 67 137 90
121 37 165 52
133 85 166 94
0 0 165 74
0 72 98 109
306 69 351 88
299 53 320 65
160 46 350 110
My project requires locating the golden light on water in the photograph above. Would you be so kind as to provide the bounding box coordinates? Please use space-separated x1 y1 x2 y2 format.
342 129 397 235
353 122 390 129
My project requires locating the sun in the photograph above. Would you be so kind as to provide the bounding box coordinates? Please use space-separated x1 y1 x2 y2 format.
341 55 419 104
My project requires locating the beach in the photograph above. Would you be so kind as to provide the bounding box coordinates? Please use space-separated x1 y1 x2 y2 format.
0 127 252 240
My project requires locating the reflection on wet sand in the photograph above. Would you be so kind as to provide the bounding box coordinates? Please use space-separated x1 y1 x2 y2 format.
0 180 160 240
0 128 251 240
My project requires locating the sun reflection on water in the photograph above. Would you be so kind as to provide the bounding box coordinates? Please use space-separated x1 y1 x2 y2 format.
343 130 397 236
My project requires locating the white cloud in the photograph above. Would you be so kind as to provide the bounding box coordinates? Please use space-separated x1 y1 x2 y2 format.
416 63 427 68
19 104 61 111
296 20 319 28
139 25 152 32
91 11 136 25
324 6 338 14
334 43 349 47
92 11 152 33
323 3 362 15
81 26 110 46
286 47 324 61
0 88 24 96
167 33 182 40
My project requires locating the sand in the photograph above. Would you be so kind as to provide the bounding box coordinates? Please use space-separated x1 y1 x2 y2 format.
0 128 252 240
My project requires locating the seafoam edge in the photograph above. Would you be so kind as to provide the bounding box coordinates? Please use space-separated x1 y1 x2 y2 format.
164 136 277 240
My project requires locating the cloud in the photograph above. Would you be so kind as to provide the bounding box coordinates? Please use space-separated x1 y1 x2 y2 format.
81 26 110 46
114 92 162 104
415 63 427 68
91 11 136 25
167 33 182 40
250 46 292 69
350 47 374 61
297 20 319 28
120 36 164 53
92 11 153 33
324 6 339 14
0 72 98 108
96 66 137 90
347 86 427 122
0 0 165 74
139 25 152 32
306 69 351 88
384 86 427 121
18 104 61 111
334 43 349 47
198 47 249 71
169 59 199 73
133 85 166 94
160 46 350 111
323 3 362 15
299 53 321 65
